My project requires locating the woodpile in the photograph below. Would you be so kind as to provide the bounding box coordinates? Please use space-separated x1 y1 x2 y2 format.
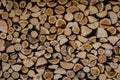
0 0 120 79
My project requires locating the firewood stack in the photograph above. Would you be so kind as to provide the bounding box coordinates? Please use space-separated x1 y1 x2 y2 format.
0 0 120 79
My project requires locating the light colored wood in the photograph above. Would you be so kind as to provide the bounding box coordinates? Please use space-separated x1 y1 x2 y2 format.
66 6 79 13
21 49 32 55
43 71 53 80
3 71 10 78
31 30 38 38
29 5 40 12
97 28 108 38
56 19 66 28
23 58 34 67
29 18 38 26
60 62 74 69
11 65 22 71
6 1 13 12
89 6 98 14
48 16 56 24
74 12 84 22
12 16 20 23
55 5 65 15
0 20 7 33
19 1 26 8
1 12 8 19
0 33 6 39
45 8 53 16
1 53 8 62
35 57 47 66
64 13 73 21
6 45 14 53
81 26 92 37
109 11 118 24
58 0 68 5
11 72 19 79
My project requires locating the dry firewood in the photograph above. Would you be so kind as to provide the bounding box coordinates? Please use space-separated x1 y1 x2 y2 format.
21 49 32 55
90 67 100 76
87 54 97 61
66 70 75 78
89 6 98 14
88 16 98 23
1 53 8 62
92 42 101 49
74 12 84 22
13 2 19 10
48 16 57 24
77 4 86 11
107 36 119 45
60 61 74 69
3 71 10 78
73 63 83 72
102 43 113 49
55 5 65 15
105 71 117 78
54 67 66 74
90 0 99 5
35 50 45 57
29 18 39 26
66 6 79 13
6 1 13 12
97 28 108 38
2 62 10 72
81 26 92 36
31 11 41 18
1 12 8 19
100 18 111 25
11 72 19 79
87 22 99 29
0 0 119 79
58 0 68 5
23 58 34 67
109 11 118 24
56 19 66 28
35 57 47 66
49 26 56 33
96 11 107 18
79 17 88 25
11 65 22 72
107 27 116 35
96 3 104 12
64 13 73 21
6 45 14 53
0 32 6 39
45 8 53 16
47 34 56 41
29 5 40 12
76 52 86 58
0 20 7 33
54 74 62 80
28 70 35 77
19 1 26 8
